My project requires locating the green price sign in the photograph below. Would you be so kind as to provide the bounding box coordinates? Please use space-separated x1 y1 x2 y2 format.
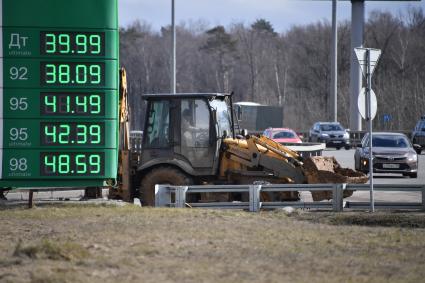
1 0 119 188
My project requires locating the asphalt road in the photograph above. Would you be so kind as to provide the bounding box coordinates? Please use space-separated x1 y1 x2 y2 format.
323 148 425 185
3 148 423 205
321 148 423 203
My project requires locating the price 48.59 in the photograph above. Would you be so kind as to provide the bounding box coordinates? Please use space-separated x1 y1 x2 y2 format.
41 153 104 176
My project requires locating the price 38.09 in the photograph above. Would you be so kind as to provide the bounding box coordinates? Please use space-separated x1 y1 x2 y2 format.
41 62 104 86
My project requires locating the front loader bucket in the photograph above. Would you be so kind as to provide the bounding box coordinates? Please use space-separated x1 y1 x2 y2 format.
303 156 368 201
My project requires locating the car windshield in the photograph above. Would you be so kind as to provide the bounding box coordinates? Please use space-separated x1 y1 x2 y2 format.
320 124 343 131
273 131 296 139
372 135 410 148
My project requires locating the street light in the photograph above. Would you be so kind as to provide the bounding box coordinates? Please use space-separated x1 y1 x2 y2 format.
331 0 338 122
171 0 176 94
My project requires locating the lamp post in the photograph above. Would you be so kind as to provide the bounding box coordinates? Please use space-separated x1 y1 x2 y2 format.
330 0 338 122
171 0 176 93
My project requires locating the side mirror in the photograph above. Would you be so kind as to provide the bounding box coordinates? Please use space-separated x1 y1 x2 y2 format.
222 130 229 138
211 108 217 123
413 144 422 154
240 129 248 137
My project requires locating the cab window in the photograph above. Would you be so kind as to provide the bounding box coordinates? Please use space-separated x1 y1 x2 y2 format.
181 99 210 148
144 100 170 148
210 99 232 138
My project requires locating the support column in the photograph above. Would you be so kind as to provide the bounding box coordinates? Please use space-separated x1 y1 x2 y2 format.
349 0 364 130
330 0 338 122
171 0 176 93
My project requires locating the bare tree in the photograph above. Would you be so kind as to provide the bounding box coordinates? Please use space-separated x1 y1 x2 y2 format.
119 7 425 131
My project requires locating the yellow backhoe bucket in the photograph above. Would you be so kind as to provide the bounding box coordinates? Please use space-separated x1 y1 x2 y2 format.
303 156 369 201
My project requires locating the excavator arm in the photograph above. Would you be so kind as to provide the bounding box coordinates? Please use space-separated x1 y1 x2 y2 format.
109 68 132 201
220 135 368 201
220 135 306 184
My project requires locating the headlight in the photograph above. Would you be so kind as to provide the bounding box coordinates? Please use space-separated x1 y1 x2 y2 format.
361 151 375 160
320 133 329 138
407 154 417 162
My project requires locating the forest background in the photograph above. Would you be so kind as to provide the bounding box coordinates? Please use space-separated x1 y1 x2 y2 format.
120 7 425 132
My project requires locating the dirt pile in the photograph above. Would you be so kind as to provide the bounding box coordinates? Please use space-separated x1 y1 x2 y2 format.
303 156 368 201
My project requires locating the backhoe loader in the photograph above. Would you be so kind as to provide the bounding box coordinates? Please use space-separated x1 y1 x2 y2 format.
112 85 367 205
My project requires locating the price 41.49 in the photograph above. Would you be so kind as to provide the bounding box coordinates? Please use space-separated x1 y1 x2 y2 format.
41 93 104 116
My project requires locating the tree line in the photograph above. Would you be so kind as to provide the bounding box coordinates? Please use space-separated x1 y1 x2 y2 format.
120 7 425 132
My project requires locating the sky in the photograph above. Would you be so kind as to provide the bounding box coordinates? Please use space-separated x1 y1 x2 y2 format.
118 0 425 32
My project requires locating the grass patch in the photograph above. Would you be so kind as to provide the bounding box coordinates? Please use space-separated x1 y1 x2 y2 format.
13 239 89 261
1 205 425 283
294 211 425 228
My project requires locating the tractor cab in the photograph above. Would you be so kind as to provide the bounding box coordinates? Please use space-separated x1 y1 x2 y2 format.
139 93 234 177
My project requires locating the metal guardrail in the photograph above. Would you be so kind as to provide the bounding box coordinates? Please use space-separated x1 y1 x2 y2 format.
155 183 425 212
250 130 412 149
282 142 325 157
346 131 411 146
345 184 425 210
129 130 412 155
296 130 412 146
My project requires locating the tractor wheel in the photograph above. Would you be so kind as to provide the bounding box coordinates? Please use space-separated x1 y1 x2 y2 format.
140 166 193 206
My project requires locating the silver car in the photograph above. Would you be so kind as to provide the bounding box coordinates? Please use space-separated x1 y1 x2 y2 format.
354 132 419 178
309 122 350 149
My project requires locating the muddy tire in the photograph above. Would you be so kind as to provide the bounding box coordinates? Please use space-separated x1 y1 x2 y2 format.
84 187 103 199
140 166 193 206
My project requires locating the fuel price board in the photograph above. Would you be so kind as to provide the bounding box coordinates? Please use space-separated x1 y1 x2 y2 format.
0 0 119 187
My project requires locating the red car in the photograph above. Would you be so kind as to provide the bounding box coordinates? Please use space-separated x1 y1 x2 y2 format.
263 128 302 144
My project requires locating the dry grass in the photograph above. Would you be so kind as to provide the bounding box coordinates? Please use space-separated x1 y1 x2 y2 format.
1 204 425 283
13 239 89 261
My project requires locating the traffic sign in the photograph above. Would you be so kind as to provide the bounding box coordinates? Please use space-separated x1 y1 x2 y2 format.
383 114 392 123
354 46 381 213
357 88 377 120
0 0 119 187
354 47 381 78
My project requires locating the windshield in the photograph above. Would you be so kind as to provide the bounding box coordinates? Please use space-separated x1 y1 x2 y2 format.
372 135 410 148
273 131 296 139
210 99 233 137
320 124 343 131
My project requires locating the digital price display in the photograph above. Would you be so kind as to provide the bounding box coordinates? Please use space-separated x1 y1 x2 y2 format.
3 90 115 118
40 32 105 56
40 152 105 176
41 93 105 116
41 122 105 146
1 0 119 187
3 58 117 89
41 62 105 86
